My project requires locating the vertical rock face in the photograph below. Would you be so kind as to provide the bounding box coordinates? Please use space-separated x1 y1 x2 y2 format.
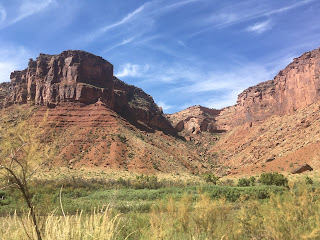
217 47 320 129
5 50 114 107
2 50 174 133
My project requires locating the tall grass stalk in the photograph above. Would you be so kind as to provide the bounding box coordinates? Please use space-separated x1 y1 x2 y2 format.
0 208 122 240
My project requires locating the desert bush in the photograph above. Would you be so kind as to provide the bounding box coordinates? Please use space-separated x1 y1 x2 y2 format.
217 179 235 186
237 178 251 187
238 183 320 239
201 172 219 184
259 172 288 186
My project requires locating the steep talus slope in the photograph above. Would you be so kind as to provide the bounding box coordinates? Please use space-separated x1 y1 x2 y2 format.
28 103 204 173
212 101 320 175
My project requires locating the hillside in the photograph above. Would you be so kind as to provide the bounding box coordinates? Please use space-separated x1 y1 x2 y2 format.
2 48 320 176
0 50 215 175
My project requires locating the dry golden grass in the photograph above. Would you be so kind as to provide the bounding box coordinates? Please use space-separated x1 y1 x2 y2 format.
0 208 124 240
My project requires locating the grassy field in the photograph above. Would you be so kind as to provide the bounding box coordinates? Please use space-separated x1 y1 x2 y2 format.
1 173 320 239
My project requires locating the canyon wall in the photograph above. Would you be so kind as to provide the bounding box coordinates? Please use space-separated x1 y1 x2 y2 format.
217 47 320 129
2 50 173 133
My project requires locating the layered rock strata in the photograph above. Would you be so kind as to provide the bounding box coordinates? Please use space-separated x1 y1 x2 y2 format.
2 50 173 132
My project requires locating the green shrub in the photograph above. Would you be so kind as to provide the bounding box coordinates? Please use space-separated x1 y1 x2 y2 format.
259 172 288 187
201 173 219 184
237 178 250 187
249 176 256 186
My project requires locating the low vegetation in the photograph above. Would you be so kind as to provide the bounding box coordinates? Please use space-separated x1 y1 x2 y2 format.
1 173 319 239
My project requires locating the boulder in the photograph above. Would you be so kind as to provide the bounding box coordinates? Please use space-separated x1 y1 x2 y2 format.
291 164 313 174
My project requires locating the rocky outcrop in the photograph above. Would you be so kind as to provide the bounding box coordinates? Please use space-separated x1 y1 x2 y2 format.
2 50 174 133
291 164 313 174
217 47 320 129
5 51 114 107
113 77 174 132
166 105 221 134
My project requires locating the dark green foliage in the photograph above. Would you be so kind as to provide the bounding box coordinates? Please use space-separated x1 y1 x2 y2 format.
249 176 256 186
237 178 251 187
259 172 288 187
201 172 219 184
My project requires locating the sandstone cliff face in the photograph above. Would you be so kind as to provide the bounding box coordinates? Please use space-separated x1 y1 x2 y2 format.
3 50 174 133
166 105 221 134
217 47 320 129
6 51 114 107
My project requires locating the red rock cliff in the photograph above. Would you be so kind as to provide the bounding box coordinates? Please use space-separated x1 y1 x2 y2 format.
217 47 320 129
3 50 174 133
6 50 114 107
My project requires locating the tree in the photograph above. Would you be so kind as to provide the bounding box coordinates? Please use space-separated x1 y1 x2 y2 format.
0 106 54 240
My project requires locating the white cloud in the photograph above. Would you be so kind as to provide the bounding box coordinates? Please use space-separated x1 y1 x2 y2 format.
100 4 146 33
115 63 150 78
173 64 273 94
157 101 175 112
85 0 200 43
85 2 150 43
192 0 316 37
0 45 32 83
105 36 139 52
11 0 55 24
246 20 272 34
0 5 6 24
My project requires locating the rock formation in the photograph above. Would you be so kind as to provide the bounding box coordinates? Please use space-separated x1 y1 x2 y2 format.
217 47 320 129
2 50 174 133
6 50 114 107
291 164 313 174
166 105 221 134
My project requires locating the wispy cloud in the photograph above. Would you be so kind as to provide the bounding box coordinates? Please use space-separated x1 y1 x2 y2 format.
11 0 56 25
105 36 139 52
0 4 6 24
115 63 150 78
154 0 200 14
100 4 146 33
0 44 32 83
157 101 176 111
191 0 316 37
172 64 273 94
129 60 278 111
85 0 200 44
246 20 272 34
85 2 150 43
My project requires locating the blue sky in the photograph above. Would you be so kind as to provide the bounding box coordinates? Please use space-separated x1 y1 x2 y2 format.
0 0 319 113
